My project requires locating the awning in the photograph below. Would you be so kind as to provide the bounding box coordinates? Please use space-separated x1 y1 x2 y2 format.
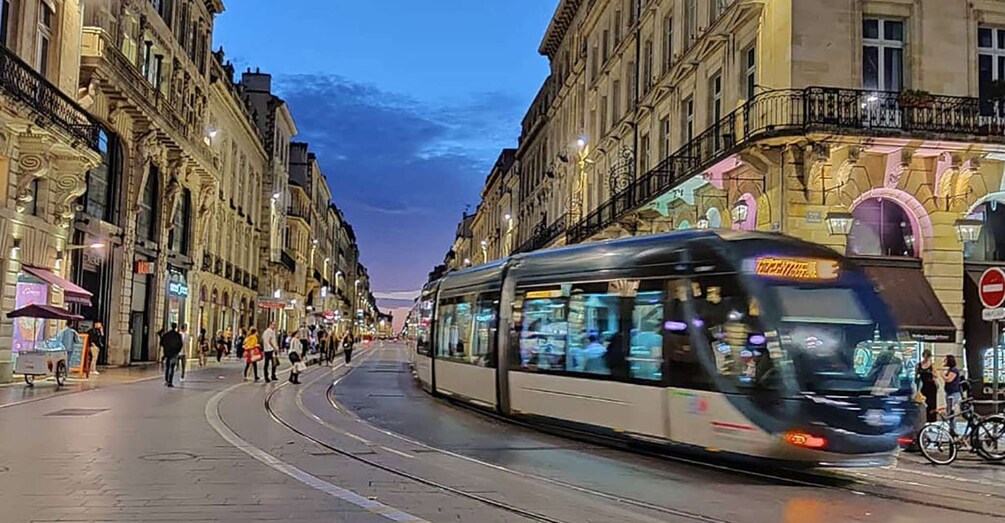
7 303 83 321
21 265 93 306
862 263 956 342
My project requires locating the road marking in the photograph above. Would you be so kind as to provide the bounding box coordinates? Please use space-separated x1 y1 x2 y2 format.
344 431 372 444
205 380 428 523
381 445 415 459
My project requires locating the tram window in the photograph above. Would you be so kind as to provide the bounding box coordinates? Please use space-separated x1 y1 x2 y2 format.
630 289 664 381
567 283 620 375
691 272 775 389
471 293 499 367
435 301 456 358
416 299 433 355
666 279 714 391
455 298 474 360
518 292 568 371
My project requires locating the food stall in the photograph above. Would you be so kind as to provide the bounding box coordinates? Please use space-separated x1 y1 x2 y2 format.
8 303 83 387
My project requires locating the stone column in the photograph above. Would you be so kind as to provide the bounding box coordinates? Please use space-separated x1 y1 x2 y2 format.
925 210 966 360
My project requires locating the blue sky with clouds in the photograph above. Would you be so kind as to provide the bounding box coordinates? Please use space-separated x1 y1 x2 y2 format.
215 1 555 300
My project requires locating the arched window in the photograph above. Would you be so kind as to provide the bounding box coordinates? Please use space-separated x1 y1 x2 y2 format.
965 200 1005 262
847 198 917 257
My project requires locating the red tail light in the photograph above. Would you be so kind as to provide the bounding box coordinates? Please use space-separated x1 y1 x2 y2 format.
784 430 827 449
897 436 914 446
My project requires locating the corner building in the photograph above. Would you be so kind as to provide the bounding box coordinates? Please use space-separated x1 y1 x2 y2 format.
470 0 1005 399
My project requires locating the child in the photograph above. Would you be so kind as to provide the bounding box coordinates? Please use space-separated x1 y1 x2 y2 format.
288 332 304 384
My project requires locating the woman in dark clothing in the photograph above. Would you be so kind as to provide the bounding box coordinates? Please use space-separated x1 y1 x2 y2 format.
342 332 355 365
916 349 938 423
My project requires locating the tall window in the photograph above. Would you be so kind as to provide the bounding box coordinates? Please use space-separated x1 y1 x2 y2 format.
685 0 697 49
628 0 638 27
1 0 12 47
26 179 40 216
168 189 191 254
85 130 124 223
626 61 636 109
138 165 159 242
709 73 722 125
614 10 622 45
612 80 621 123
863 18 904 91
978 27 1005 114
600 95 609 135
643 39 653 92
663 16 674 73
37 1 53 76
683 97 694 143
744 46 757 99
602 29 610 62
640 133 650 173
659 116 670 159
591 45 598 82
712 0 734 21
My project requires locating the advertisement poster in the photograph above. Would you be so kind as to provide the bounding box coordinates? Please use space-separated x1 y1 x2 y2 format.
12 282 49 353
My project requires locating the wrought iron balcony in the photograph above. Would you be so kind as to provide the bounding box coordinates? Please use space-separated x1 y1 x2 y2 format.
514 213 568 254
225 262 233 279
0 44 100 149
565 86 1005 245
201 254 213 272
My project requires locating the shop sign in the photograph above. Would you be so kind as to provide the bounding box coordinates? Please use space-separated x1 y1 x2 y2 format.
134 261 155 274
257 299 286 309
168 280 189 298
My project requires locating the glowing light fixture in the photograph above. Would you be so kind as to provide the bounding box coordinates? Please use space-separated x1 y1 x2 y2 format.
954 218 983 243
825 211 855 236
731 200 749 224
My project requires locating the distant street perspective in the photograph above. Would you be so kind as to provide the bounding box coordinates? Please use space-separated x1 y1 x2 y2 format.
3 0 1005 522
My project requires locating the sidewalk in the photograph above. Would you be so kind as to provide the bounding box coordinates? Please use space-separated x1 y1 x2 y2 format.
0 359 222 408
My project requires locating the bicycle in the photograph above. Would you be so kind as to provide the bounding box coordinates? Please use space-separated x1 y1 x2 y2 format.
917 397 1005 465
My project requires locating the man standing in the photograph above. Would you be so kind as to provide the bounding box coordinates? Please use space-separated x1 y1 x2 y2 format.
160 323 183 387
262 322 279 382
86 322 105 377
178 324 190 382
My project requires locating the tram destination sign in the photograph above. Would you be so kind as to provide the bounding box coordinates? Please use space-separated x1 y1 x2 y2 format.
979 268 1005 309
751 257 839 281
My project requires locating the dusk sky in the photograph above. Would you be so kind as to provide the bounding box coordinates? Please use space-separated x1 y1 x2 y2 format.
215 1 555 305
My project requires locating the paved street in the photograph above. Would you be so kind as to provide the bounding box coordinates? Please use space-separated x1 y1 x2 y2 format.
1 341 1003 523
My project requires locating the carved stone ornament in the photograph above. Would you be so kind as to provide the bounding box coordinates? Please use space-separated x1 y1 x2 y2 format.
13 149 53 213
51 169 88 228
164 174 182 230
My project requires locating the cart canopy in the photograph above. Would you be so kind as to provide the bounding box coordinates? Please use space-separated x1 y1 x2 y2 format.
7 304 84 320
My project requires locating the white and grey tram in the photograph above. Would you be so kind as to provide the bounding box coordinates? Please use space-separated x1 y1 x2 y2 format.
411 230 919 467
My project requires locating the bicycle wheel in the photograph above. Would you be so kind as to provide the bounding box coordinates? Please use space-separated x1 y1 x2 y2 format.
918 423 957 465
975 416 1005 461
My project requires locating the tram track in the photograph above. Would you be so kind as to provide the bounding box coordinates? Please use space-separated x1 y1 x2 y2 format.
325 344 1005 520
263 351 699 523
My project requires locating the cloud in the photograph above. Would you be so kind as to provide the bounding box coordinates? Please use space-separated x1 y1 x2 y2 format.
274 74 524 291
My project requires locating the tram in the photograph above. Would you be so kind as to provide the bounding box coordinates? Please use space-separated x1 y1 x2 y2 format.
413 230 919 467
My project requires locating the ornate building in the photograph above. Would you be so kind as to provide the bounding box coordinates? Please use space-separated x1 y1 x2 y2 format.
461 0 1005 398
77 0 223 365
0 0 102 382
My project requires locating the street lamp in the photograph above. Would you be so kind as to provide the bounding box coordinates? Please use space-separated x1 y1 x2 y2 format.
696 218 710 229
954 217 983 243
65 242 106 251
825 211 855 236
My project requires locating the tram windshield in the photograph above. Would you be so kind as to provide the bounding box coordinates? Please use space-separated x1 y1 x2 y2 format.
742 253 908 395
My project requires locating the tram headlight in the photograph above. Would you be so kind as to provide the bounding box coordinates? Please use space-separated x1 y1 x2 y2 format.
784 430 828 450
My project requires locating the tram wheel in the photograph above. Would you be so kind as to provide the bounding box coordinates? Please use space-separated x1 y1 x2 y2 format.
918 423 957 465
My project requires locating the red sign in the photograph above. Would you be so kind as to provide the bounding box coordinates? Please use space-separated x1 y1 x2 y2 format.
980 268 1005 309
134 261 154 274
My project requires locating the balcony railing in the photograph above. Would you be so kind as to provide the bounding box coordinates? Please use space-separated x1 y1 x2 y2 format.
287 206 310 223
562 86 1005 245
201 254 213 272
0 44 100 149
514 213 568 254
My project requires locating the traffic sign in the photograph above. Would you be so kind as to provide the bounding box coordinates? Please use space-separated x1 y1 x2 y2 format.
983 307 1005 321
980 268 1005 309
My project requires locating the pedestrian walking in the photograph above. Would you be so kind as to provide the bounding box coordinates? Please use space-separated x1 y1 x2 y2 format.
235 328 246 360
243 327 262 382
262 322 280 382
342 331 355 365
288 331 304 384
325 330 337 366
85 322 104 377
943 355 963 415
215 330 226 362
198 328 209 367
160 323 183 387
915 349 938 423
178 324 190 381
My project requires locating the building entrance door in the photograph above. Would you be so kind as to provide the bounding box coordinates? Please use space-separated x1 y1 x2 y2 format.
130 311 150 362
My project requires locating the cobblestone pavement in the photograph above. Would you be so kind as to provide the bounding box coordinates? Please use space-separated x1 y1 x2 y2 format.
1 342 1003 523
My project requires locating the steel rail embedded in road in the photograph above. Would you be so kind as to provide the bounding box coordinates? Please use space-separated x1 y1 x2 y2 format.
262 354 587 523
